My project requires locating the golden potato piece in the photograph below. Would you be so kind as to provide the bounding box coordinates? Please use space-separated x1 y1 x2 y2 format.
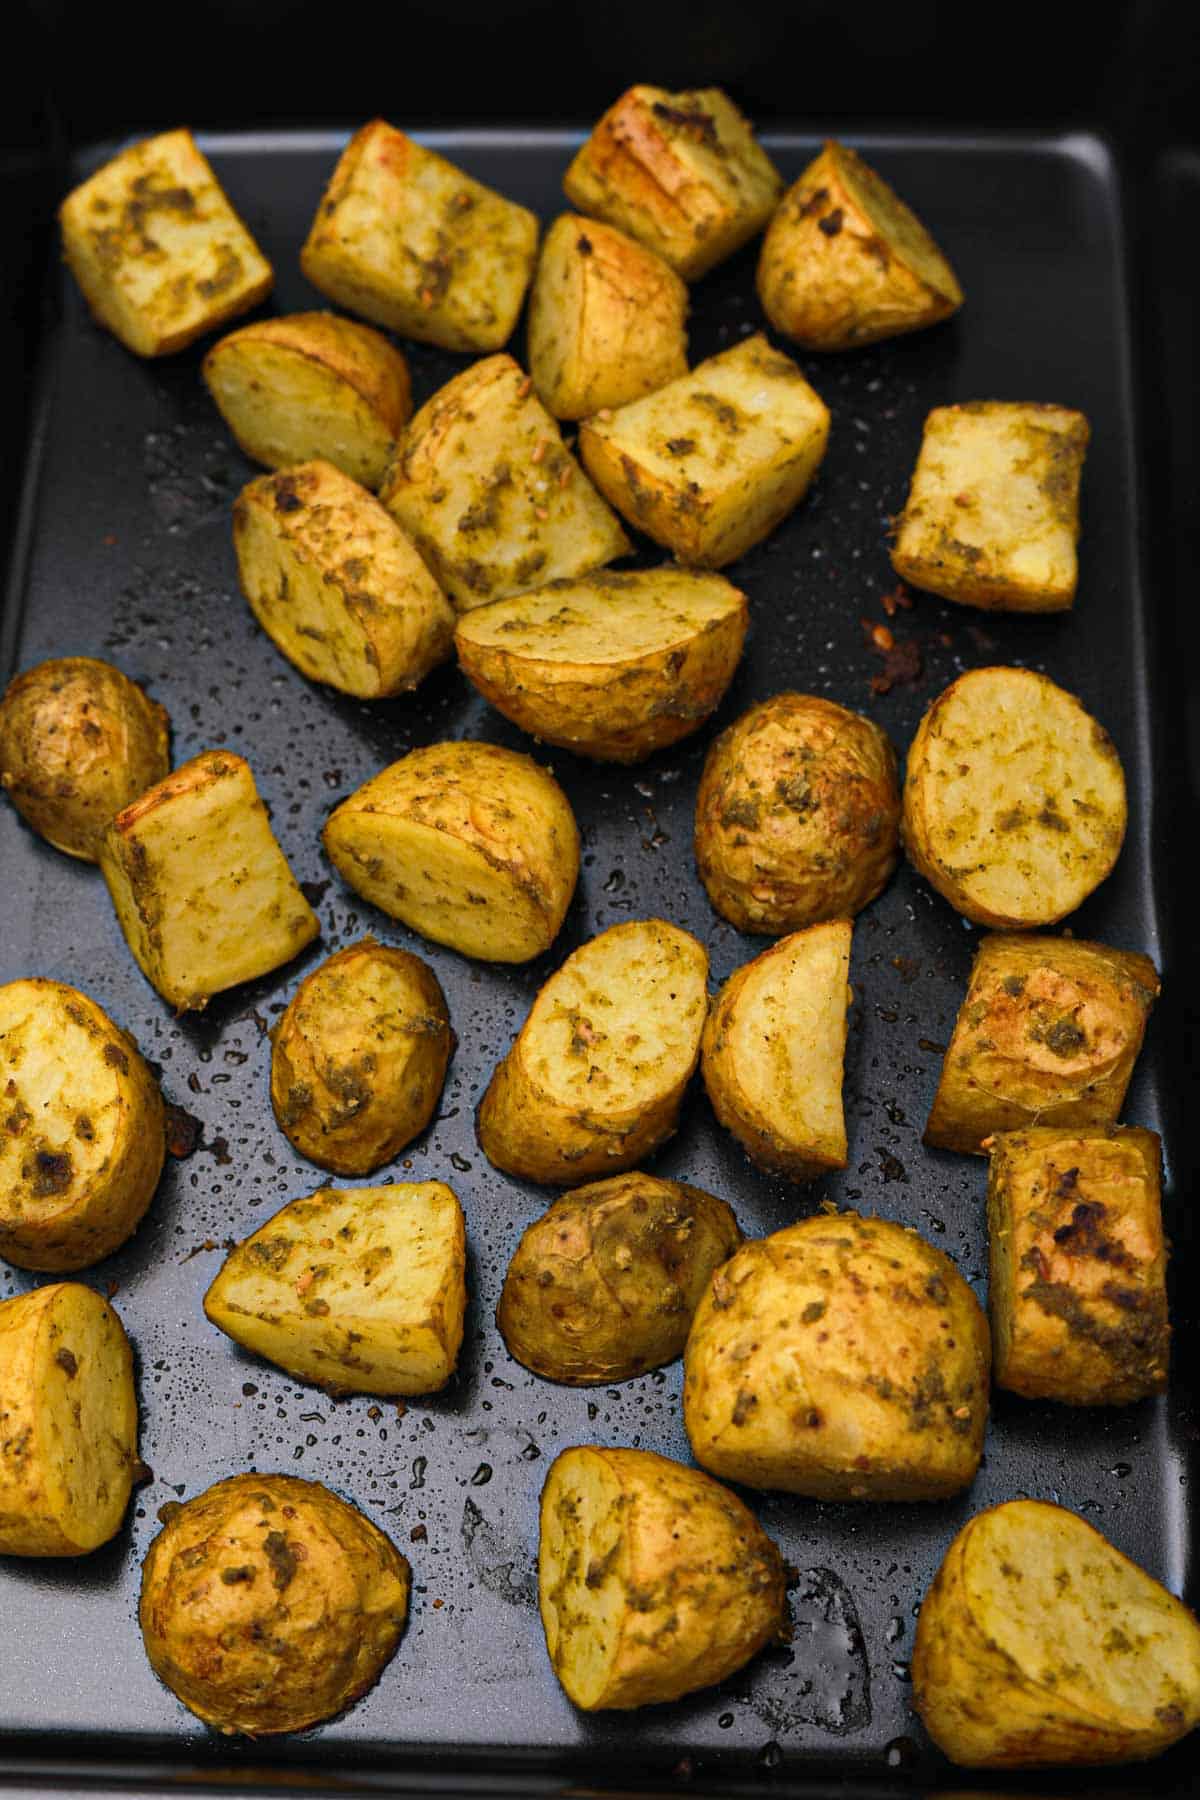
701 921 852 1182
300 120 538 353
204 1181 466 1396
59 128 272 357
563 86 783 280
913 1499 1200 1767
0 1282 138 1555
0 979 164 1271
757 140 962 350
455 568 747 763
925 934 1159 1153
99 750 319 1011
684 1212 990 1500
203 311 411 489
539 1445 785 1710
694 692 899 932
478 919 709 1184
0 656 170 861
902 667 1127 928
578 333 830 567
497 1173 741 1384
232 459 454 698
322 741 578 963
987 1126 1167 1406
140 1472 410 1735
891 403 1090 612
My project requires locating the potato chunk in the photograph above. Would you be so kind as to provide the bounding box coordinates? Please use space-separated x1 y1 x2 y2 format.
204 1181 466 1396
300 120 538 353
701 921 851 1182
59 128 272 357
891 403 1090 612
539 1446 785 1710
987 1126 1167 1406
203 311 411 489
455 568 747 763
757 141 962 350
0 1282 138 1554
322 742 578 963
99 750 319 1011
0 656 170 861
563 86 783 280
578 333 830 567
902 667 1127 927
913 1500 1200 1767
497 1173 741 1383
478 919 709 1183
380 354 630 612
0 979 164 1271
232 459 454 697
683 1212 990 1500
271 938 452 1175
925 935 1159 1154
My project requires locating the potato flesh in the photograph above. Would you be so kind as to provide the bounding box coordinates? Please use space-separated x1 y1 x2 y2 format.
837 144 962 299
539 1448 628 1707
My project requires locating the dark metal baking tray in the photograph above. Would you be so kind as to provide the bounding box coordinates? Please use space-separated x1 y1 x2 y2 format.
1 127 1195 1796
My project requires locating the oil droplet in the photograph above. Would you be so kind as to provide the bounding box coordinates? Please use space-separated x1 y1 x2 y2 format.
471 1462 493 1486
891 1660 911 1682
1111 1461 1132 1478
884 1736 918 1769
885 1615 905 1644
757 1741 783 1770
718 1712 734 1729
409 1456 427 1490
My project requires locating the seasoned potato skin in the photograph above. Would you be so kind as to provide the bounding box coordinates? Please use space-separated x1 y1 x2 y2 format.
497 1173 741 1383
140 1473 410 1735
0 657 170 861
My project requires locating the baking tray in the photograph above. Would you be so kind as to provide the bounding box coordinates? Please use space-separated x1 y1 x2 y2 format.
0 127 1196 1797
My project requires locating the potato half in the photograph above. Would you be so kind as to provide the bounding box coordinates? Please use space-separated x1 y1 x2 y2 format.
539 1445 786 1710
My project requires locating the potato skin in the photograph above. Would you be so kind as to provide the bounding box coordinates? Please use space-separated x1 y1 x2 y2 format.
0 657 170 861
497 1174 741 1383
139 1473 410 1735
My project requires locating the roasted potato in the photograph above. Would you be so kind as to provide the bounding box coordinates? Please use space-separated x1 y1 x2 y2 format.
683 1212 990 1500
539 1445 786 1710
925 934 1159 1154
694 692 899 932
0 1282 138 1555
497 1173 741 1383
578 333 830 567
478 918 709 1184
902 667 1127 928
987 1126 1168 1406
59 128 272 357
0 656 170 861
0 978 164 1271
204 1181 466 1396
912 1499 1200 1767
140 1472 410 1735
563 86 783 280
757 141 963 350
300 120 538 353
454 568 747 763
701 921 852 1182
322 742 578 963
232 459 455 698
891 403 1090 612
203 311 411 489
99 750 319 1011
380 353 630 612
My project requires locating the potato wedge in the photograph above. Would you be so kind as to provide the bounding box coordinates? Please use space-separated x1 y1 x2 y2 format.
912 1500 1200 1767
683 1212 990 1500
539 1445 785 1710
902 667 1127 927
478 919 708 1183
454 568 747 763
59 128 272 357
232 459 454 698
0 656 170 861
0 1282 138 1555
578 333 830 567
322 742 578 963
